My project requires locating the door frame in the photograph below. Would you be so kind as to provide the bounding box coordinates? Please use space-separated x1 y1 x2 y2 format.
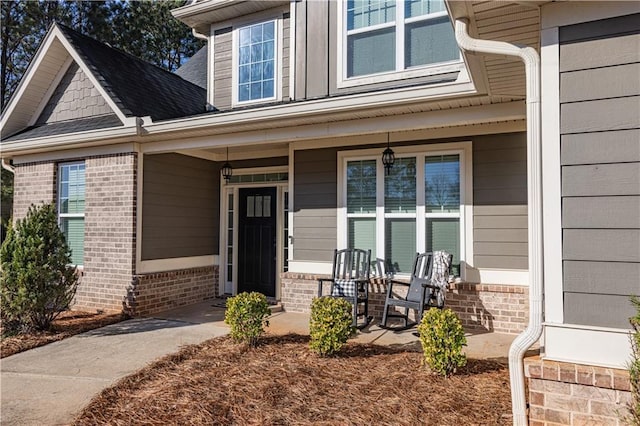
219 166 289 299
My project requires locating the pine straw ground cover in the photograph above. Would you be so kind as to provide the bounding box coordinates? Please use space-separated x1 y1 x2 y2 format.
74 334 513 425
0 310 124 358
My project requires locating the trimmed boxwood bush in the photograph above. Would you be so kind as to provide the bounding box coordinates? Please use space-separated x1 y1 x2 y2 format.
417 308 467 377
224 292 271 346
309 296 354 356
0 203 79 334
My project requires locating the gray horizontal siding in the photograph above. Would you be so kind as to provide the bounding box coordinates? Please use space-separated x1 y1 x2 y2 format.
560 63 640 103
560 96 640 134
564 261 640 295
473 133 528 270
293 148 337 262
563 229 640 263
564 293 636 329
142 153 219 260
562 196 640 229
561 129 640 165
559 33 639 72
562 163 640 196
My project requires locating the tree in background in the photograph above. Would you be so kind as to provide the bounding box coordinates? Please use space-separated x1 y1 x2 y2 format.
0 0 204 229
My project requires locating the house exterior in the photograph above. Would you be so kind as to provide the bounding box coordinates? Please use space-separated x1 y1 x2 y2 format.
0 1 638 424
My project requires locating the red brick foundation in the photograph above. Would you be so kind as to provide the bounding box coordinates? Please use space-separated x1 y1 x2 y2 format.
281 272 528 334
525 357 631 425
125 266 218 316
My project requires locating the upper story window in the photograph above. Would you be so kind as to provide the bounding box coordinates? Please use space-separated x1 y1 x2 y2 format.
340 0 461 86
58 162 85 266
234 20 278 104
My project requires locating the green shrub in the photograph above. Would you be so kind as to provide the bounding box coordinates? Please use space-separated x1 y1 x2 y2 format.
628 297 640 425
309 296 354 356
0 203 79 334
224 292 271 346
417 308 467 377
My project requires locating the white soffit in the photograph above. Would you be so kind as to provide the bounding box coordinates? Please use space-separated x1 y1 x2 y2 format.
450 1 543 98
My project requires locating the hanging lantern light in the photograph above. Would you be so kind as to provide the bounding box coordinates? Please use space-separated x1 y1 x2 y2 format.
222 147 233 183
381 133 395 175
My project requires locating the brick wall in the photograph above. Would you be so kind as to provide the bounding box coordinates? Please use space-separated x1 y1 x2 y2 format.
280 272 528 334
525 357 631 425
75 153 137 312
125 266 218 316
12 161 56 220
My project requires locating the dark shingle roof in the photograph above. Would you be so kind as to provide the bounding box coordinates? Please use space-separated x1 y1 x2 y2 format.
3 114 123 141
57 24 207 121
175 46 207 89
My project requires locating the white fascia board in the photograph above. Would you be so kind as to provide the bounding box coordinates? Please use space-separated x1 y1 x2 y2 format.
141 80 479 135
11 142 139 165
141 101 525 154
0 27 61 131
1 125 138 157
543 323 632 369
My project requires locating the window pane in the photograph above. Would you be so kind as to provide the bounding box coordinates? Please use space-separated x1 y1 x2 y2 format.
347 0 396 31
347 27 395 77
405 0 445 18
237 21 276 102
348 217 376 261
425 154 460 212
405 15 459 67
426 218 460 276
385 157 416 213
347 160 377 214
247 196 255 217
385 218 416 273
60 217 84 265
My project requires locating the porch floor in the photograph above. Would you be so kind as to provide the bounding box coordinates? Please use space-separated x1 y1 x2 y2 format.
153 299 528 361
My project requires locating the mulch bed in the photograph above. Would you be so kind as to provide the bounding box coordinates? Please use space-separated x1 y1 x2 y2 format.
1 310 125 358
73 334 513 425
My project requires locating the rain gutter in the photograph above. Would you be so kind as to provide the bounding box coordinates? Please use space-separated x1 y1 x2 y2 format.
454 18 543 426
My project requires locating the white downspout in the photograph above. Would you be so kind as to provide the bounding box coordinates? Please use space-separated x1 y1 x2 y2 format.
1 158 15 174
454 19 543 426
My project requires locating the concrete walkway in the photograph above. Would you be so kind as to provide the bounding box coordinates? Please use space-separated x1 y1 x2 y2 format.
1 300 519 425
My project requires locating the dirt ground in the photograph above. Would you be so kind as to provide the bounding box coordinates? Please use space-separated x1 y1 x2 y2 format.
0 310 125 358
73 334 513 425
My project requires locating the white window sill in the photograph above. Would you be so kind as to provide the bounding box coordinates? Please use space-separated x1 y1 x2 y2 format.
336 60 466 89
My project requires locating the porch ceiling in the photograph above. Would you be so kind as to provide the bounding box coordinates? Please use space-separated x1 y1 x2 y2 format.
448 1 546 98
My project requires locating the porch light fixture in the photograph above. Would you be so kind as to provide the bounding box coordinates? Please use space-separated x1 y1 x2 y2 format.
222 147 233 183
381 133 395 175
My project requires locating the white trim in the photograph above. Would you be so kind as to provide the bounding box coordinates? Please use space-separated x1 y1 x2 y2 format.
543 324 632 369
135 146 143 273
28 56 74 127
1 125 138 156
288 0 296 101
476 269 529 286
57 161 86 268
337 142 471 279
287 143 294 268
208 24 215 108
12 143 138 165
288 261 332 275
140 102 524 156
137 255 218 274
219 167 289 298
231 18 282 107
336 0 465 88
541 27 563 324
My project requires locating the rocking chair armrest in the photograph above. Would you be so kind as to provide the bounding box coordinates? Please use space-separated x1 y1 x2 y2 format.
422 282 439 290
386 278 411 287
317 278 334 296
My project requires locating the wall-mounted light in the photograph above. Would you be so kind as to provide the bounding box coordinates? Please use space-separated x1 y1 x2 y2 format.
222 147 233 183
381 133 395 175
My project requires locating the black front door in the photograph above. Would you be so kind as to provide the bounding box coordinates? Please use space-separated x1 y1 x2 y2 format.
238 187 277 297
